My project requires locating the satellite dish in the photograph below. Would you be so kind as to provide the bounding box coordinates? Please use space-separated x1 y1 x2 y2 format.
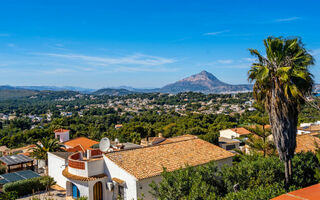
99 137 110 153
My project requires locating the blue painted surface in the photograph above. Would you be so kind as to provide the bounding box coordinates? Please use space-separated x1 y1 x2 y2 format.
72 183 80 198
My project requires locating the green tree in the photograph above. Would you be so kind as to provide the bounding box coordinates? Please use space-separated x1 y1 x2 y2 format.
149 162 224 200
31 138 63 174
248 36 315 188
245 125 276 157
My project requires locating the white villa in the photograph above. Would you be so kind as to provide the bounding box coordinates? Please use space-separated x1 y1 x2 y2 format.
48 135 234 200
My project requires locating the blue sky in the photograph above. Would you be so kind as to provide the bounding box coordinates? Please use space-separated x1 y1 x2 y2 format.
0 0 319 89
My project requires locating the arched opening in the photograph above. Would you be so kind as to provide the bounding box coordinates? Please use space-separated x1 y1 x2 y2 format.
72 183 80 199
93 181 103 200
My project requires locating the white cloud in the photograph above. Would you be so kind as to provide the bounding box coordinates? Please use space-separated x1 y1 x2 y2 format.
311 49 320 56
217 59 233 64
36 53 175 66
203 30 229 36
275 17 300 22
41 68 75 74
241 58 256 62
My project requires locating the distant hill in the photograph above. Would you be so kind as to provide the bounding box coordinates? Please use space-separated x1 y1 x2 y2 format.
0 86 38 100
159 70 253 94
92 88 136 96
16 86 94 93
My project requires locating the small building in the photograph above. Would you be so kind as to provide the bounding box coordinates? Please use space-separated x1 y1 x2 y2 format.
0 154 34 173
114 124 123 129
63 137 99 152
218 137 240 151
54 129 70 143
0 146 10 156
48 136 234 200
219 127 251 139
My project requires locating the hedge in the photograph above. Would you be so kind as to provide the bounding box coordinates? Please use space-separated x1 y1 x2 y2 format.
3 176 53 197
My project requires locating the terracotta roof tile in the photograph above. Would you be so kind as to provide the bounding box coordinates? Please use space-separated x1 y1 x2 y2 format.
272 183 320 200
105 137 234 180
159 134 198 144
295 134 320 153
54 129 70 133
230 127 251 135
62 167 107 181
63 137 99 151
112 177 125 185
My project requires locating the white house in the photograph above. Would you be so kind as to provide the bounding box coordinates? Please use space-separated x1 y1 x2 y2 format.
48 135 234 200
219 127 251 139
54 129 70 143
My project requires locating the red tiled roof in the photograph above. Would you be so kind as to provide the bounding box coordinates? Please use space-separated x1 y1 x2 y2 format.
230 127 251 135
54 129 70 133
63 137 99 151
272 183 320 200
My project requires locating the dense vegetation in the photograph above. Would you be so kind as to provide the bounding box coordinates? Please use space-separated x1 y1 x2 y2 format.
0 91 318 149
3 176 55 197
150 152 319 200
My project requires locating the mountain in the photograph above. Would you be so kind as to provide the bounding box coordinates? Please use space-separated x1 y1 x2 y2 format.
15 86 94 93
159 70 253 94
0 86 38 100
92 88 136 96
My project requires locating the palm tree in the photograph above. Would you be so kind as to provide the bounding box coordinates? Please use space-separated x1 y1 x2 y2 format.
248 36 314 188
246 125 276 157
31 137 64 174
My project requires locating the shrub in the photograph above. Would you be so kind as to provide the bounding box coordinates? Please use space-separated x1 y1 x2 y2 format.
3 176 52 197
223 183 289 200
0 165 6 175
221 155 284 192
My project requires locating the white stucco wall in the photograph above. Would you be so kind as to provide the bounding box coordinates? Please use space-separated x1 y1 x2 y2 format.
103 155 138 200
87 159 105 177
219 129 238 139
48 153 68 188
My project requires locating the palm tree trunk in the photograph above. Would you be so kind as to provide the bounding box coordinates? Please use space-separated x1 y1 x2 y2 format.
289 159 292 177
284 160 290 190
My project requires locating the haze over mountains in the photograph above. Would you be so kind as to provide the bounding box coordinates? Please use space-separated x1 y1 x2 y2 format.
1 70 319 97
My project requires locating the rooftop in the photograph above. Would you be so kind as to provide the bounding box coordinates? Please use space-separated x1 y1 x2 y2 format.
54 128 70 133
0 170 40 185
105 137 234 180
49 152 74 160
272 183 320 200
230 127 251 135
63 137 99 151
295 134 320 153
0 154 33 166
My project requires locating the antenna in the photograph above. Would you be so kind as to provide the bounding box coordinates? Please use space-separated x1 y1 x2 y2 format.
99 137 111 153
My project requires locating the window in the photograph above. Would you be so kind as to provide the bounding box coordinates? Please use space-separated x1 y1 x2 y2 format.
118 185 124 200
226 144 236 150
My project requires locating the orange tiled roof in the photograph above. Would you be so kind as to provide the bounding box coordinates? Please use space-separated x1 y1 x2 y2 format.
54 129 70 133
272 183 320 200
66 144 86 153
230 127 251 135
295 134 320 153
105 137 234 180
112 177 125 185
63 137 99 151
62 167 107 181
